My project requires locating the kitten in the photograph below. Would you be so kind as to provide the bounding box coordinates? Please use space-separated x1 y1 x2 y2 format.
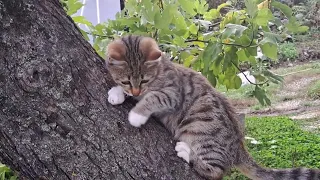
105 35 320 180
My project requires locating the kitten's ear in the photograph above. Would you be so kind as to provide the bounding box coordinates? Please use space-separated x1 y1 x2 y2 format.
140 37 162 61
106 39 127 65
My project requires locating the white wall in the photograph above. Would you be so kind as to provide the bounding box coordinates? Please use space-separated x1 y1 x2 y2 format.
75 0 121 43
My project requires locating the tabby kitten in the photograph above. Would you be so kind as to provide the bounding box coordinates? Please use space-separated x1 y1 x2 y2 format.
105 35 320 180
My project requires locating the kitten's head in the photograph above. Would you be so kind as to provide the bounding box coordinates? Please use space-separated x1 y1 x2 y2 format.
106 35 163 96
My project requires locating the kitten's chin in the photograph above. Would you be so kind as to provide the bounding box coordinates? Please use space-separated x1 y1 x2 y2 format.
123 91 133 96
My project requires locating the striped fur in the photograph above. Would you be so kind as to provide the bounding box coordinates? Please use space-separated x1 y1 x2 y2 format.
105 35 320 180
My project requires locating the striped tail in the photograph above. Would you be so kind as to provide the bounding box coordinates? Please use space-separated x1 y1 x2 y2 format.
236 148 320 180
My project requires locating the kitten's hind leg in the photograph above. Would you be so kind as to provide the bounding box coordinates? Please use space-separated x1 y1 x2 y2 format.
175 140 225 180
108 86 125 105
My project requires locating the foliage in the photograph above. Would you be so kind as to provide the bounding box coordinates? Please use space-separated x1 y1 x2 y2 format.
292 0 320 28
61 0 310 106
307 80 320 99
278 42 298 61
294 27 320 42
225 116 320 179
0 164 17 180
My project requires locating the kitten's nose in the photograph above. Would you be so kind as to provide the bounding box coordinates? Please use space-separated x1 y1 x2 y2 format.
131 88 141 96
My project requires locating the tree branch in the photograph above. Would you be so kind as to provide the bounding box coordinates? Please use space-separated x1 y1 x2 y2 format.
231 60 269 86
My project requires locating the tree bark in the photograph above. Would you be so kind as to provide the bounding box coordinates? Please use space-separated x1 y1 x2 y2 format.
0 0 203 179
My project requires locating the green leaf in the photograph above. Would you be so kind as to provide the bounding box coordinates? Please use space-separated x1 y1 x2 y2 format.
297 26 309 33
246 46 257 56
225 24 248 37
72 16 93 27
189 23 198 35
178 0 197 16
140 0 157 23
202 43 213 70
173 36 185 46
253 85 271 106
183 54 194 67
259 31 281 45
154 12 162 29
221 27 237 39
79 29 90 41
237 49 248 61
203 42 222 74
207 73 217 87
204 42 222 62
262 70 284 84
194 0 209 14
211 43 223 61
94 23 106 35
234 35 251 46
285 18 307 33
254 9 274 26
217 2 231 12
245 0 258 17
10 175 18 180
141 0 152 11
223 46 237 72
210 54 223 76
260 43 277 60
192 58 202 71
173 11 188 34
234 75 242 89
154 6 174 29
180 51 190 60
204 9 220 21
271 1 293 19
223 67 239 89
66 0 83 16
248 56 257 65
163 5 175 23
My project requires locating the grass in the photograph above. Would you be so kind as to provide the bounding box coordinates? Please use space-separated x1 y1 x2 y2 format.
0 163 16 180
224 116 320 180
307 80 320 99
278 42 298 61
272 61 320 76
216 84 256 100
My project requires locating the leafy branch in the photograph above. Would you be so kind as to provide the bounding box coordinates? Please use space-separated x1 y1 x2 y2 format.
64 0 309 105
231 60 269 86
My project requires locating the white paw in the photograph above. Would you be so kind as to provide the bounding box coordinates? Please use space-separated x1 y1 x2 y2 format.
128 110 149 127
108 86 125 105
175 141 191 163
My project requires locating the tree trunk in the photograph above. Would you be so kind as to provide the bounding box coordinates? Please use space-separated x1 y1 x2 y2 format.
0 0 203 179
207 0 227 9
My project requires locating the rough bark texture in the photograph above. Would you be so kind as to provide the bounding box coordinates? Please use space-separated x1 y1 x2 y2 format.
0 0 203 179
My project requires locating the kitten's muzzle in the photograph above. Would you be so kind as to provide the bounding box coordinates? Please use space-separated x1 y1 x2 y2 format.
131 88 141 96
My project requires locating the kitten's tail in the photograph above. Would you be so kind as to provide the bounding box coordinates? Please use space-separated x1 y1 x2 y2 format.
236 147 320 180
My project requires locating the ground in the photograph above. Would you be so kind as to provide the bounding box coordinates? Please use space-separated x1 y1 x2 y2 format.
220 29 320 134
222 59 320 134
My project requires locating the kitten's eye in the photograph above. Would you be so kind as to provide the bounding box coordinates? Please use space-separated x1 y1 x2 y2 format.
121 81 131 85
140 80 149 84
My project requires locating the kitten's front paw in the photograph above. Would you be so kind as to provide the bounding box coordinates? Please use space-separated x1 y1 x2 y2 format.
108 86 125 105
128 110 149 127
175 141 191 163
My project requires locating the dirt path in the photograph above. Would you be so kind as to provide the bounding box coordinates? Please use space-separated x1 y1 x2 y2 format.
251 73 320 116
232 62 320 131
